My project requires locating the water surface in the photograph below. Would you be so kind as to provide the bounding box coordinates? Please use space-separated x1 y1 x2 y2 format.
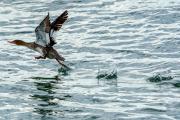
0 0 180 119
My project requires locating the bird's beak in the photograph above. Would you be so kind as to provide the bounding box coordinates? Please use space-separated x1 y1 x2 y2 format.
8 41 14 44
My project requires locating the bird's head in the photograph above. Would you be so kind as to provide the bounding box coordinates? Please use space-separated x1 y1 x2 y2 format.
8 40 26 46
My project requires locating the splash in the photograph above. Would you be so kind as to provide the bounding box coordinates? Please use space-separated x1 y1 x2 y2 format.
31 75 60 80
58 67 71 76
147 74 173 82
96 70 117 80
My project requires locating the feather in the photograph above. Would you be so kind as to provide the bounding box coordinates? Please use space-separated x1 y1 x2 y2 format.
35 13 51 46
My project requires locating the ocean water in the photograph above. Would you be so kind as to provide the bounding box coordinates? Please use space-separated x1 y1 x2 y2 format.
0 0 180 119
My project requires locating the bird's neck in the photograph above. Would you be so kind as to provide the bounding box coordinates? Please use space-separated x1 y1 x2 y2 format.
17 40 33 48
14 40 38 52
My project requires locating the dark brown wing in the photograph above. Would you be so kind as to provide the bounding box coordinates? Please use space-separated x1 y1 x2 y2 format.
51 10 68 31
44 13 51 33
48 10 68 46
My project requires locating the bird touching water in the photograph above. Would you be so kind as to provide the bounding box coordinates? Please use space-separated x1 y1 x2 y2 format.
8 10 70 69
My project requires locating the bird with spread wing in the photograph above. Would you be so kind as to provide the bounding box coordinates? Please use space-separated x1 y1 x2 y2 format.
8 10 70 69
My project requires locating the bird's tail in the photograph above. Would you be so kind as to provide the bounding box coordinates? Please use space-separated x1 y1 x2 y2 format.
55 58 70 70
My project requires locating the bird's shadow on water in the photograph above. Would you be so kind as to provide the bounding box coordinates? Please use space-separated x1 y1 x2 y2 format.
30 67 72 118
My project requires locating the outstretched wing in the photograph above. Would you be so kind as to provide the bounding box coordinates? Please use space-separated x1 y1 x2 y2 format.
35 13 51 47
49 10 68 46
51 10 68 31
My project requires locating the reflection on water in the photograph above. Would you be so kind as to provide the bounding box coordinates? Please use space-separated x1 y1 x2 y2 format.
32 80 57 116
31 78 72 117
34 81 57 94
32 79 61 116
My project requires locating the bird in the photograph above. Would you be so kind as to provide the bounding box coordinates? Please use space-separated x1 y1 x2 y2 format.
8 10 70 69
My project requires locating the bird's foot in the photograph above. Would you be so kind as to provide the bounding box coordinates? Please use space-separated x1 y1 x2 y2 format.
34 56 46 59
